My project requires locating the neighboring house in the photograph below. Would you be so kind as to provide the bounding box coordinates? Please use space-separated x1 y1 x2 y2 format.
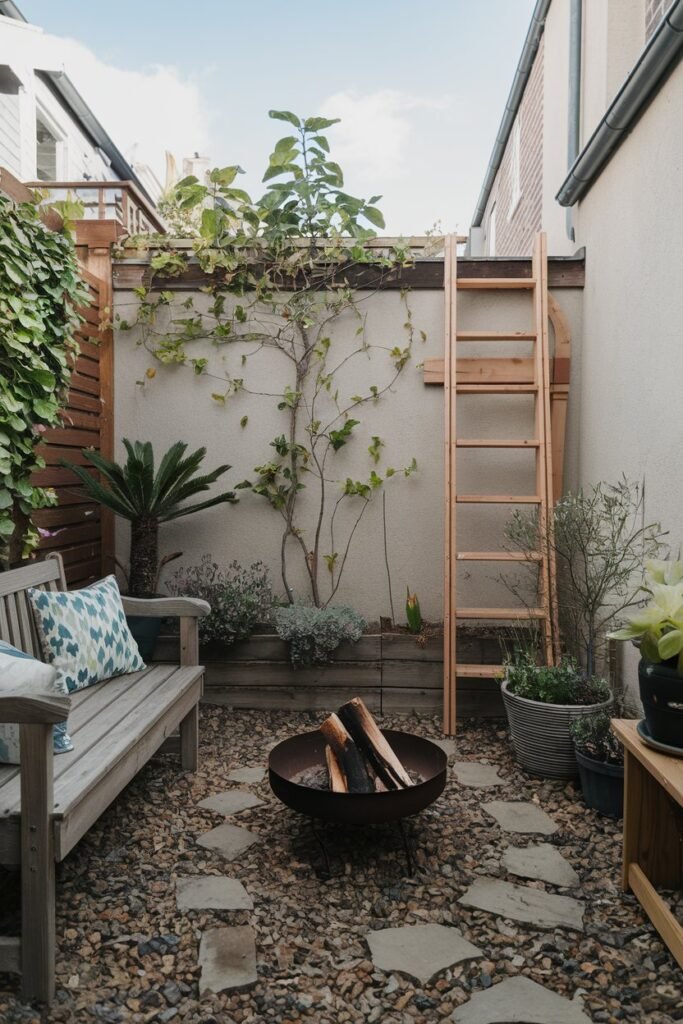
469 0 682 257
0 0 158 204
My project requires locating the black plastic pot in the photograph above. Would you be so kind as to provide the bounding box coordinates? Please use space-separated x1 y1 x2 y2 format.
575 748 624 818
126 615 162 662
639 659 683 747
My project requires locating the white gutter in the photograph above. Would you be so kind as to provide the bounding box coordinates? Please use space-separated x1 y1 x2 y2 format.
471 0 552 228
557 0 683 206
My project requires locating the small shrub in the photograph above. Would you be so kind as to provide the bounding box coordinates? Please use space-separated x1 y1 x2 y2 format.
570 711 624 766
170 556 271 644
504 651 610 706
274 604 366 667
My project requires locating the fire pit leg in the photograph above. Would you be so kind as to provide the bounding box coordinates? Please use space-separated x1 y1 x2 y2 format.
397 819 415 877
311 821 333 877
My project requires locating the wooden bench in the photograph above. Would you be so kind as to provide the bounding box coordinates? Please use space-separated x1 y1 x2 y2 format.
0 554 208 1003
612 719 683 969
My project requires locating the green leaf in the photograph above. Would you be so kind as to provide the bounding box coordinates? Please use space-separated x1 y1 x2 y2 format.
304 117 340 131
363 206 385 229
658 629 683 661
269 110 301 128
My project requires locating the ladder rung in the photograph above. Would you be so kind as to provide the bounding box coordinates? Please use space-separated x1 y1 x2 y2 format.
456 278 535 290
456 439 540 448
456 495 542 504
456 664 505 678
456 384 537 394
456 331 536 341
455 608 546 619
457 551 543 561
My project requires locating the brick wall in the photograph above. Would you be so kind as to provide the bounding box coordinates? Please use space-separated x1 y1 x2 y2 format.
483 36 544 257
646 0 672 39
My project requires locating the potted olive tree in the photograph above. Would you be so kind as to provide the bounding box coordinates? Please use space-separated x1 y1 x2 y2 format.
66 439 236 656
610 558 683 750
501 653 612 779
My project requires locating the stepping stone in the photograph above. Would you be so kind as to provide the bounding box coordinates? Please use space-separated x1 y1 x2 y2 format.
198 925 257 994
459 877 584 931
433 738 457 759
199 790 264 815
503 843 580 888
227 767 265 785
451 975 591 1023
367 923 482 985
197 823 259 862
176 876 253 911
454 762 504 788
484 801 558 835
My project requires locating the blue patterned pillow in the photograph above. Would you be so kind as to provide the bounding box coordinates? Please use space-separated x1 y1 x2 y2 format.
28 575 145 693
0 639 73 763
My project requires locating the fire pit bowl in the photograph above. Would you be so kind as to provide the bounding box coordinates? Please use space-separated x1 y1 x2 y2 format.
268 729 447 825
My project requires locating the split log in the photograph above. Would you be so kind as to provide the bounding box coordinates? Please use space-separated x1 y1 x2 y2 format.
338 697 413 790
319 713 374 793
325 744 347 793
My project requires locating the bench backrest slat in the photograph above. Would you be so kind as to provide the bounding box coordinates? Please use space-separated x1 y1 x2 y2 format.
0 556 66 660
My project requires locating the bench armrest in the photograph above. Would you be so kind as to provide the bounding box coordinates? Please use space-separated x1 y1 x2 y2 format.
121 596 210 619
0 692 71 724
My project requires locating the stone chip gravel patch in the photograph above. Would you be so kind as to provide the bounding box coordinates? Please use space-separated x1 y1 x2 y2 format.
367 923 483 984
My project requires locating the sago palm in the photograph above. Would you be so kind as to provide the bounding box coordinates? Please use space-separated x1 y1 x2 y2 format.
66 440 236 596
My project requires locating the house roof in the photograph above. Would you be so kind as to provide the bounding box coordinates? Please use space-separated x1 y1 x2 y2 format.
0 0 155 204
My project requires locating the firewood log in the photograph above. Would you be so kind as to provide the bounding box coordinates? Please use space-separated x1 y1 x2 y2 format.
325 744 347 793
319 713 374 793
338 697 413 789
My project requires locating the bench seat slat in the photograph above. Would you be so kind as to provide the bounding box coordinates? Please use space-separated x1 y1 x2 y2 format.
0 666 197 819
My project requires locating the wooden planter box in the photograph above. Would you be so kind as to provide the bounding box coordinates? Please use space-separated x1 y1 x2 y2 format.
154 630 505 718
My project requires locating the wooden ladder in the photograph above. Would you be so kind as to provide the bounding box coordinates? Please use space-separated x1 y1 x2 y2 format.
443 232 560 735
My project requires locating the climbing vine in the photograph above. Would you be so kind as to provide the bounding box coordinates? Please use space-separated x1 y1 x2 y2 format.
0 192 87 565
117 110 424 606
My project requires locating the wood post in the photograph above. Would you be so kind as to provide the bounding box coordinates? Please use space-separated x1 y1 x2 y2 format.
19 723 55 1003
179 616 201 771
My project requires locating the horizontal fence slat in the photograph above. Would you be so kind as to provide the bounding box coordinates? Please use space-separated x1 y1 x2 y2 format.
33 505 100 528
65 392 101 415
203 688 382 713
32 466 96 487
68 372 100 397
37 522 100 550
44 427 99 449
55 542 100 567
74 355 101 381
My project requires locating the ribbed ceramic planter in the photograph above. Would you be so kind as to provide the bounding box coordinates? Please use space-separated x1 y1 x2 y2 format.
501 678 612 780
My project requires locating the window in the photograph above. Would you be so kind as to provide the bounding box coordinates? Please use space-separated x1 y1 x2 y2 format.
488 203 497 256
36 112 63 181
508 118 521 218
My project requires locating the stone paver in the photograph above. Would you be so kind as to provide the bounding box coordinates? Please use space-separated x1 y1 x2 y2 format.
451 975 591 1023
453 762 504 788
176 876 253 911
199 790 264 815
484 800 558 835
367 923 482 984
196 822 259 862
503 843 580 888
433 738 457 759
227 767 265 784
198 925 257 994
459 877 584 931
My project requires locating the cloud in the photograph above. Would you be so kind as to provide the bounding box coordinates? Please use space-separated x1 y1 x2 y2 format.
43 33 212 188
321 89 449 181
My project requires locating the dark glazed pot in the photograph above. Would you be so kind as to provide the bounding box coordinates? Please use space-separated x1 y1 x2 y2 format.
126 615 162 662
639 659 683 748
575 749 624 819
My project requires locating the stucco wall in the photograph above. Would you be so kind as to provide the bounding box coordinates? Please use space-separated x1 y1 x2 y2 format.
574 59 683 683
113 277 583 620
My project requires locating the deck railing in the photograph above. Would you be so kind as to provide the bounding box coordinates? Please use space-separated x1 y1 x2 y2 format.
26 180 166 235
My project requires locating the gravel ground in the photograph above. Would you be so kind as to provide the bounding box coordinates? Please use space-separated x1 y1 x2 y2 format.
1 707 682 1024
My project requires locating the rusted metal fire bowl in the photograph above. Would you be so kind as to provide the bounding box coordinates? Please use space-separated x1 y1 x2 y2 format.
268 729 447 825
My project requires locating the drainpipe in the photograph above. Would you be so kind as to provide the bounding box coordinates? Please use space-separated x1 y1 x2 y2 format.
566 0 583 241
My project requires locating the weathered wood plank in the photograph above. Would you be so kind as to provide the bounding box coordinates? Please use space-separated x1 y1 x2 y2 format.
0 936 21 975
203 687 381 713
204 661 382 689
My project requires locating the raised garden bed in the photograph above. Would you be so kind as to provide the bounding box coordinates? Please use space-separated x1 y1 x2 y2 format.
153 629 505 717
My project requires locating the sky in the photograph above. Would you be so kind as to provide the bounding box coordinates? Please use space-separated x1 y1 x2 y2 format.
17 0 536 235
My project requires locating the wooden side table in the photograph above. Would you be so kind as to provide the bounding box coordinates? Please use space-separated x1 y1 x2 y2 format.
612 719 683 968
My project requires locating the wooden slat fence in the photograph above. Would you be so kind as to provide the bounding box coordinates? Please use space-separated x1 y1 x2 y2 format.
31 267 112 587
